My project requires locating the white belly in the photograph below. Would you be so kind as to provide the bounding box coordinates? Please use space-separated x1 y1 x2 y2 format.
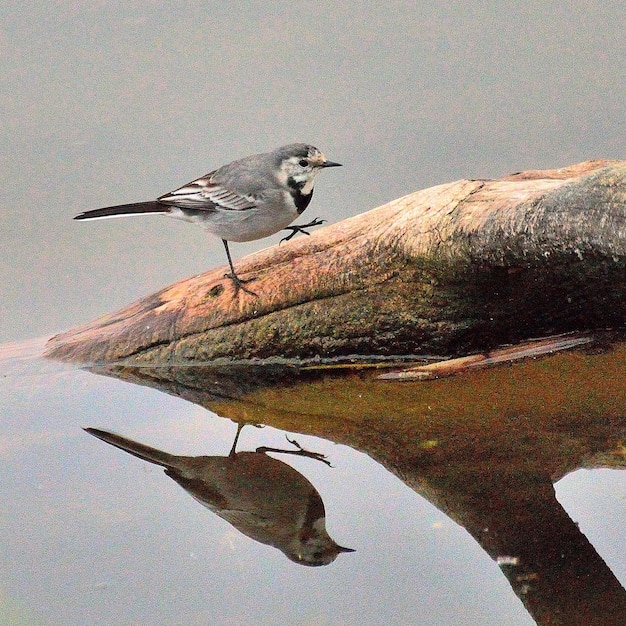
167 196 298 242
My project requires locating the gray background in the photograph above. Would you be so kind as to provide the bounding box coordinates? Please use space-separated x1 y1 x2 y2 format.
1 0 624 341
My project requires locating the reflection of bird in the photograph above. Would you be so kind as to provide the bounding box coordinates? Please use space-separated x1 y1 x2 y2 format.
74 144 341 293
85 425 354 566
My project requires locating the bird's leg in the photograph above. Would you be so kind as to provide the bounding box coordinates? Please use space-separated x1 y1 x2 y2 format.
280 217 326 243
256 436 332 466
222 239 258 296
229 423 245 457
228 422 265 456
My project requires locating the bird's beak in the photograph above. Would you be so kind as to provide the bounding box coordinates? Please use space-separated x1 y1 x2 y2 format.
336 544 356 553
321 160 342 168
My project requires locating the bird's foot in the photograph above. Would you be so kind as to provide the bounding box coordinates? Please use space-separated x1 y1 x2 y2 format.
280 217 326 243
224 272 258 296
256 436 332 466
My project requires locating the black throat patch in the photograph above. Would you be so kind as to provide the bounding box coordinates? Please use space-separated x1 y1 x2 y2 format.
288 177 314 214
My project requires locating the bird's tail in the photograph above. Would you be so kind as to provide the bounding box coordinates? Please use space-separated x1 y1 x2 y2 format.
84 427 175 468
74 201 168 220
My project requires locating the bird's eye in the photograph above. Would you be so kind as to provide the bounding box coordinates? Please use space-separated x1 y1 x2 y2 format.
298 159 309 167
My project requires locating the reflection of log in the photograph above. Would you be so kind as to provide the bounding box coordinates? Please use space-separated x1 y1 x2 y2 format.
84 338 626 625
46 160 626 364
408 471 626 626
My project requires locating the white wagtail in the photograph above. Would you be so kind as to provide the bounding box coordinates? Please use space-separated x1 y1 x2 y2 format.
74 144 341 294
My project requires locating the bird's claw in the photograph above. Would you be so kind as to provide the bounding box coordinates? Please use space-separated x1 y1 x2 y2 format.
255 436 332 466
286 437 332 466
280 218 326 244
224 272 258 296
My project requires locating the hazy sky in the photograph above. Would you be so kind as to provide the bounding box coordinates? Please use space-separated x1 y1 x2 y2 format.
1 1 624 340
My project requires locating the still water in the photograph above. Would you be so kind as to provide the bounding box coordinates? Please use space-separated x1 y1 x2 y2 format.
1 336 625 625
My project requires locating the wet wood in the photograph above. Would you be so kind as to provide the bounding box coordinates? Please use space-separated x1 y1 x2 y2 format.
377 332 596 380
45 159 626 364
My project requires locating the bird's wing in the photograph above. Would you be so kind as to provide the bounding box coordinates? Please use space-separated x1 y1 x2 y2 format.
157 170 258 212
218 509 272 529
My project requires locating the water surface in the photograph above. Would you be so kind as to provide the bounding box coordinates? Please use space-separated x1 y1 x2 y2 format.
1 338 625 625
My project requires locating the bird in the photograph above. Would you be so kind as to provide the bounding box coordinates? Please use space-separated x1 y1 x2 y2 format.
84 424 355 566
74 144 342 294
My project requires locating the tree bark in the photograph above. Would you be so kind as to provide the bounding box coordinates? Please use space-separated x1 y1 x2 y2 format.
45 159 626 364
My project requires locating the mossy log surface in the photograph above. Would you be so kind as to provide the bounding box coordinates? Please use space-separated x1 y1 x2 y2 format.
46 159 626 364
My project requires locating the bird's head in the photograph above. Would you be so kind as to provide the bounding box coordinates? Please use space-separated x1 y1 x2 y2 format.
283 515 355 567
275 144 342 195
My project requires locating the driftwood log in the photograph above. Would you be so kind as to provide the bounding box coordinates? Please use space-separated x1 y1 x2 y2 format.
45 159 626 364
